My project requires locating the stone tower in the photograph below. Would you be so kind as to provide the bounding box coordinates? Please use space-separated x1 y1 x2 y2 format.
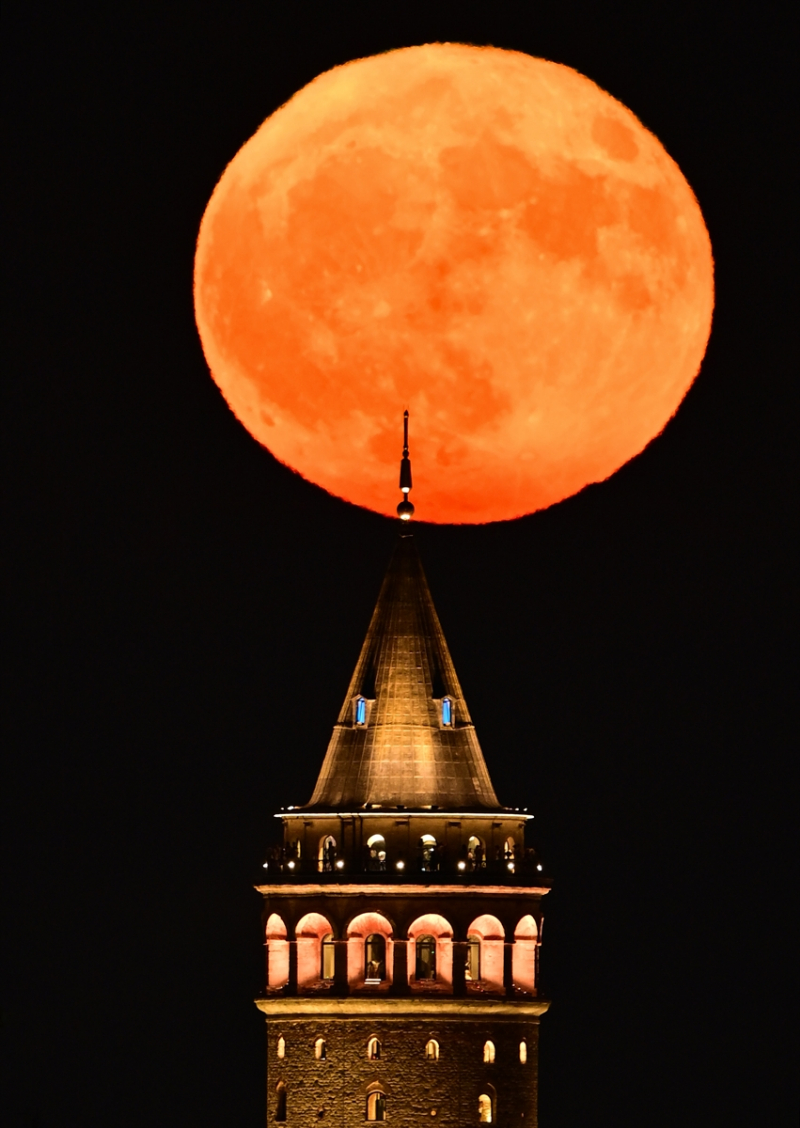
255 423 550 1125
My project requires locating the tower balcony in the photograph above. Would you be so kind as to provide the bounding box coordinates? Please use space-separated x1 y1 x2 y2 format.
258 852 548 887
266 806 547 887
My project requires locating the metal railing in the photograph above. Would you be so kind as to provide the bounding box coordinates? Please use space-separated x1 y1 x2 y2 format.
259 852 547 885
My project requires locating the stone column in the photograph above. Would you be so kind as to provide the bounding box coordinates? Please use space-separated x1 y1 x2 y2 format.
390 939 410 995
288 939 298 994
452 941 467 997
504 941 514 998
333 939 349 997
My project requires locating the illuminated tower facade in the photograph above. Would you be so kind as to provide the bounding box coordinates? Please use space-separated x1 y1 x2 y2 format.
255 422 550 1125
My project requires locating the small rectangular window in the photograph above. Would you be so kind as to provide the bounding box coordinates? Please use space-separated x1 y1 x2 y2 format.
442 698 452 725
356 698 366 725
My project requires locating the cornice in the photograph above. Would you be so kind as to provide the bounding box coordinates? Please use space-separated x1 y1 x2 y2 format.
255 883 550 896
255 996 551 1018
277 809 533 820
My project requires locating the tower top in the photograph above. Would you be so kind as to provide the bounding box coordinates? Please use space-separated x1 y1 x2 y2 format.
396 410 415 522
304 533 503 811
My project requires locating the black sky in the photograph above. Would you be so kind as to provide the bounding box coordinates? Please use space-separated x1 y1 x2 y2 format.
3 3 794 1126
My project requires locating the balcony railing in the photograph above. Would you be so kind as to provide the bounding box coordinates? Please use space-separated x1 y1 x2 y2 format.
258 853 548 886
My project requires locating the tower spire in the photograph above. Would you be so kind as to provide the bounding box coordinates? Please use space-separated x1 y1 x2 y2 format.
304 534 502 810
397 409 414 521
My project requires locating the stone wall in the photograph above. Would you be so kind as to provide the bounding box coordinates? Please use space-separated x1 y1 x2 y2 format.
265 1015 540 1126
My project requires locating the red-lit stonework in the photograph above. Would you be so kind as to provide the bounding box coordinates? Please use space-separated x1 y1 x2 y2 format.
255 533 550 1124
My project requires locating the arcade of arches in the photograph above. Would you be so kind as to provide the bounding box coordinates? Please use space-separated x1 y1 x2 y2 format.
264 909 539 994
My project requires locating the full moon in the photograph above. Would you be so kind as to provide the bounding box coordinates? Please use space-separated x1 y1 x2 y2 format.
194 44 713 523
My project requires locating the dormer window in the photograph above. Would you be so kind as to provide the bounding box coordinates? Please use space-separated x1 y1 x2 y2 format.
355 696 367 725
441 697 452 726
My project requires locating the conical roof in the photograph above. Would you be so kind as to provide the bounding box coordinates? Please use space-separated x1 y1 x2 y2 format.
305 533 502 810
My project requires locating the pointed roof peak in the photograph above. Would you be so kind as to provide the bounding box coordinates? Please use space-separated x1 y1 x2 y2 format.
305 533 503 812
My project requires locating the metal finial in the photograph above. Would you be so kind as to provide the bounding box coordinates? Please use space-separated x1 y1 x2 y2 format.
397 410 414 521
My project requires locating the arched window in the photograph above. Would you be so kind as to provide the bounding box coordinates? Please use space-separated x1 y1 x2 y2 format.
367 834 387 871
465 934 481 981
419 834 438 872
367 1036 381 1060
366 1090 387 1121
318 835 336 872
314 1037 326 1061
321 933 335 980
467 836 485 870
276 1035 285 1060
425 1038 439 1061
275 1081 287 1122
519 1039 528 1063
347 911 393 989
407 913 453 989
416 934 437 980
365 933 386 981
513 914 539 994
296 912 335 990
266 914 289 990
467 915 505 993
483 1040 496 1063
478 1092 493 1123
504 836 516 868
441 696 452 725
355 696 367 725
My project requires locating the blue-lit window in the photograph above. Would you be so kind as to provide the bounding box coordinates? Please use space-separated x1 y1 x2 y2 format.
356 697 366 725
442 698 452 726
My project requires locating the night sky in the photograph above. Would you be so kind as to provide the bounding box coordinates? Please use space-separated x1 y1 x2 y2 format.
4 4 793 1126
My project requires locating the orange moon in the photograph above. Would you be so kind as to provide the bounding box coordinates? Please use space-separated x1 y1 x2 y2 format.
194 44 713 524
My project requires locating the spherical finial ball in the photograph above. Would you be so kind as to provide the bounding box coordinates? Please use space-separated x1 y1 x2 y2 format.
397 499 415 521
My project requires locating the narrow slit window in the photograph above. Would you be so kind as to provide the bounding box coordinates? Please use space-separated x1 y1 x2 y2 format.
367 1036 381 1060
366 1091 387 1121
483 1040 496 1063
314 1037 326 1061
275 1082 287 1122
276 1035 285 1060
519 1039 528 1063
441 697 452 725
356 697 367 725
